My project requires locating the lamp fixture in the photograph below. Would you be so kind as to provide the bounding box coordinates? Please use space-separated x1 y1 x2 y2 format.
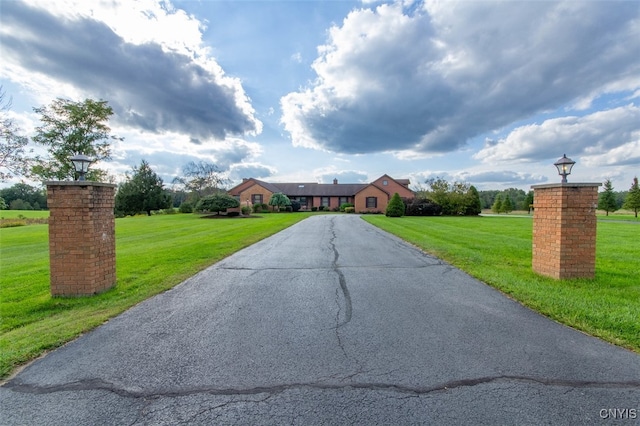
554 154 575 183
70 154 92 181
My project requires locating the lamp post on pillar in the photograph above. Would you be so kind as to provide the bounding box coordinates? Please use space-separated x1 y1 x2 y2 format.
70 154 92 181
531 155 601 279
46 155 117 296
554 154 576 183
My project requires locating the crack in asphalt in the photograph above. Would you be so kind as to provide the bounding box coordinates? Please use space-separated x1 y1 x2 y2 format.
6 376 638 400
329 218 352 328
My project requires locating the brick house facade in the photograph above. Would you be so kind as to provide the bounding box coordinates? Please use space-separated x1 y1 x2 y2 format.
228 174 414 213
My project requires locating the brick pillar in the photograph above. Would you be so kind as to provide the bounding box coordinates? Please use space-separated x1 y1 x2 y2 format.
531 183 601 279
46 181 117 296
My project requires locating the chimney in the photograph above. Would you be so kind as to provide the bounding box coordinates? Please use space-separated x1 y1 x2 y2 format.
333 178 338 185
242 178 248 183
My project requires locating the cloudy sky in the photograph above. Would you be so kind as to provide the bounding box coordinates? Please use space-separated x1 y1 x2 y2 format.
1 0 639 191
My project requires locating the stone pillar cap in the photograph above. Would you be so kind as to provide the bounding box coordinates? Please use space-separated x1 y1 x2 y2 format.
531 182 602 189
45 181 117 188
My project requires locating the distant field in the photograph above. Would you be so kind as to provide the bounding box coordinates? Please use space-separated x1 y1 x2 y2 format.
0 210 49 219
363 215 640 353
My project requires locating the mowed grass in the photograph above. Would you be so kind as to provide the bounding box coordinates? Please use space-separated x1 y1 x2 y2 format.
0 213 308 379
363 215 640 352
0 210 50 219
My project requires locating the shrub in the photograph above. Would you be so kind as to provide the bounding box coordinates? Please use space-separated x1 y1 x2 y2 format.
344 207 355 214
195 193 240 215
340 203 354 212
311 207 318 212
179 202 193 213
386 193 405 217
252 203 262 213
290 200 301 212
404 198 442 216
241 206 251 215
162 208 177 214
261 203 269 211
318 205 325 211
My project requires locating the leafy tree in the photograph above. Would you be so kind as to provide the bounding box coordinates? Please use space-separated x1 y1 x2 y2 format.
115 160 172 216
423 177 479 215
172 161 225 203
622 177 640 218
491 195 503 214
598 179 618 216
0 87 31 182
386 192 405 217
502 196 513 214
31 98 121 181
0 182 47 209
10 199 33 210
195 193 240 215
0 197 6 210
268 192 291 212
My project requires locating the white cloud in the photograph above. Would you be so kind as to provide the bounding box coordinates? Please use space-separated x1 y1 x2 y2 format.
281 1 640 158
474 105 640 165
1 0 261 141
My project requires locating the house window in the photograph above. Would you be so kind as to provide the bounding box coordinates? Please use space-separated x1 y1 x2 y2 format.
339 197 349 205
321 197 330 207
383 180 388 186
299 197 307 209
366 197 377 208
252 194 263 204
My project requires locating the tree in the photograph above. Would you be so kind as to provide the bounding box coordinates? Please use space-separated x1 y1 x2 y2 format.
525 191 534 213
502 196 513 214
172 161 225 202
622 177 640 218
491 195 503 214
0 86 31 181
0 182 47 210
464 185 482 215
115 160 172 216
31 98 121 181
195 193 240 215
598 179 618 216
386 192 405 217
268 192 291 212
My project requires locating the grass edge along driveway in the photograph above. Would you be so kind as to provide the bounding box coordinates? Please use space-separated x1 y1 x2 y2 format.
2 213 638 380
0 213 308 380
362 215 639 355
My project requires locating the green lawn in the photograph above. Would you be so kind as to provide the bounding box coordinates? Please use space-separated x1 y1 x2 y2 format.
363 215 640 353
2 212 638 380
0 213 308 379
0 210 49 219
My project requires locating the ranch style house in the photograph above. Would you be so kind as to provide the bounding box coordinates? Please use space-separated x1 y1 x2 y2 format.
228 174 415 213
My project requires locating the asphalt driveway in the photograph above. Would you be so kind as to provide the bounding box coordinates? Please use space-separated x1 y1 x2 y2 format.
2 215 639 424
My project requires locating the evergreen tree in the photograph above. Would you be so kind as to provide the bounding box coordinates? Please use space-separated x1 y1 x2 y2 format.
622 177 640 218
115 160 172 216
598 179 618 216
491 195 503 213
464 185 482 215
386 192 405 217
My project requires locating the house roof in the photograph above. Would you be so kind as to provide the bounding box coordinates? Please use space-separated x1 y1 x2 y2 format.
270 182 368 197
229 175 413 198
